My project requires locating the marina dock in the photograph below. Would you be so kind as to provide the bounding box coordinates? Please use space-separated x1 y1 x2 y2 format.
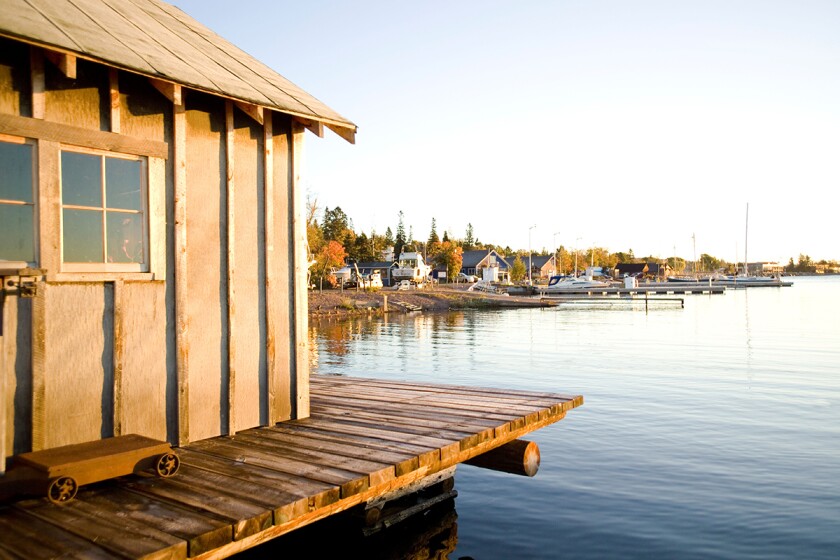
0 375 582 559
536 283 727 296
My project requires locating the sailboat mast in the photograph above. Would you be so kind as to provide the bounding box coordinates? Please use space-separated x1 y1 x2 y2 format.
743 203 749 275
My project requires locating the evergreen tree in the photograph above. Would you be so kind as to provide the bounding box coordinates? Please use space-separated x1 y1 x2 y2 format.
428 218 440 245
384 227 394 246
464 223 475 249
394 210 406 257
442 231 450 243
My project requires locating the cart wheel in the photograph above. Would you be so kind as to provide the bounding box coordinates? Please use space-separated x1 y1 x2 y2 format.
156 452 180 477
47 476 78 504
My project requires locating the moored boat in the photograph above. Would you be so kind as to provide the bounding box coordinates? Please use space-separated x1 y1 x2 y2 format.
541 275 612 293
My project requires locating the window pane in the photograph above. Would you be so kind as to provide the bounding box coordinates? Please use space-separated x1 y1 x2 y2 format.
0 205 34 261
63 209 103 262
106 158 142 211
62 152 101 207
0 142 33 203
107 212 144 263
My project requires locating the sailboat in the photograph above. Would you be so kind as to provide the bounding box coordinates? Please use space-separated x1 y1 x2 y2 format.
712 203 790 287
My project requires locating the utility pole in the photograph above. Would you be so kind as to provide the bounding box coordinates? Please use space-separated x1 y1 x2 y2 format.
528 225 536 285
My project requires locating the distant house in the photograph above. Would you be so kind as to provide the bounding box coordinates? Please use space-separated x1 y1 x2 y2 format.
461 249 511 282
523 254 557 279
0 0 355 464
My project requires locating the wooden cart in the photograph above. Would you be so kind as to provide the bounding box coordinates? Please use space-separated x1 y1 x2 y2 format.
2 434 179 504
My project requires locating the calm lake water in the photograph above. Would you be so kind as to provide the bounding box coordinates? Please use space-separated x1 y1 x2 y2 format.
268 276 839 559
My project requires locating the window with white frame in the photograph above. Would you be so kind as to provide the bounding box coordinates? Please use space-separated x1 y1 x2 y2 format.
60 149 148 272
0 138 36 265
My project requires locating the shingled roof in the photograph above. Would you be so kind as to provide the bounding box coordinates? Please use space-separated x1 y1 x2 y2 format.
0 0 356 141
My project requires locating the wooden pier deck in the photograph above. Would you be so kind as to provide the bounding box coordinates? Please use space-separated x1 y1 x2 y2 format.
537 283 726 296
0 375 582 559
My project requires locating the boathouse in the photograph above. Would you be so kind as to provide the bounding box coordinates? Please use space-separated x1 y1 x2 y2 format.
0 2 583 557
0 0 356 464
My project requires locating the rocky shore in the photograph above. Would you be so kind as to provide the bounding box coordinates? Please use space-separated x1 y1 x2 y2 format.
308 285 551 316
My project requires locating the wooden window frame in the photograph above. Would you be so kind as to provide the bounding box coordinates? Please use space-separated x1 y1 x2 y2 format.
59 146 150 273
0 114 166 282
0 134 39 269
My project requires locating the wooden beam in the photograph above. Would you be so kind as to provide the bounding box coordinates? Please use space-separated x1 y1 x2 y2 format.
263 113 278 424
36 141 60 279
0 114 168 159
291 121 309 419
173 98 189 445
225 101 237 436
43 51 77 80
234 101 263 125
30 47 44 119
112 281 125 436
109 69 120 134
294 116 323 138
148 78 182 106
326 123 356 145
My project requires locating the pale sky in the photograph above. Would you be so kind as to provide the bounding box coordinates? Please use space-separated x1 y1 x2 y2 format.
174 0 839 263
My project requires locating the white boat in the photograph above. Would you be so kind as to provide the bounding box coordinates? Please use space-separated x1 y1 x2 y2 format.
392 252 431 284
540 275 611 293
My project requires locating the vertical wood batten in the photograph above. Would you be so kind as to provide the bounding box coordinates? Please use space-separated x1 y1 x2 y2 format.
30 288 46 451
1 294 6 471
38 141 60 278
173 88 189 445
225 100 236 435
271 118 291 422
29 47 44 119
148 158 166 279
113 280 125 436
291 122 309 419
263 113 277 424
109 69 120 133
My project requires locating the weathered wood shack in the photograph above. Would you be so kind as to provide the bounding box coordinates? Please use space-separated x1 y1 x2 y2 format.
0 0 356 470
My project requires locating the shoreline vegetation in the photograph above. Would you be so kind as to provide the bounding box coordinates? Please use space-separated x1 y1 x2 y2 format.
308 285 552 317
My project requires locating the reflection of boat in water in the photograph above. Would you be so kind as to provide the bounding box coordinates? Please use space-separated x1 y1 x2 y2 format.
541 275 611 292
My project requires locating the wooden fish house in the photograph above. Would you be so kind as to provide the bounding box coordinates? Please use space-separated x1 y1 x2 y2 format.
0 0 356 465
0 1 584 557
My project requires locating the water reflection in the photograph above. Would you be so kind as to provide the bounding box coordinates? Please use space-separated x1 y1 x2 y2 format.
233 492 460 559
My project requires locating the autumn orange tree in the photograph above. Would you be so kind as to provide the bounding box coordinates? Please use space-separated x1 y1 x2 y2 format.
313 240 347 290
431 241 463 283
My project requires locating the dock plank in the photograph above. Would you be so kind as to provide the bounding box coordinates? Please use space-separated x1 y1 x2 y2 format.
74 485 232 557
124 473 273 541
267 423 441 470
14 497 188 559
188 437 369 498
241 428 420 477
232 431 397 488
0 506 114 559
177 448 340 509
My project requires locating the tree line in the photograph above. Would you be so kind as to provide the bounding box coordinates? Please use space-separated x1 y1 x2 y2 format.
306 200 837 286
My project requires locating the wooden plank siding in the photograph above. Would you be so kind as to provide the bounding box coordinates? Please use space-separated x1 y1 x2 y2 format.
1 36 311 456
0 376 583 559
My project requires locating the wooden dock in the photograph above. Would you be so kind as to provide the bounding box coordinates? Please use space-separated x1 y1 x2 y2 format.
0 375 582 559
537 283 726 296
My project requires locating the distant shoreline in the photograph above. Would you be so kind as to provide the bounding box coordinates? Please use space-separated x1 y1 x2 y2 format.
308 285 551 317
